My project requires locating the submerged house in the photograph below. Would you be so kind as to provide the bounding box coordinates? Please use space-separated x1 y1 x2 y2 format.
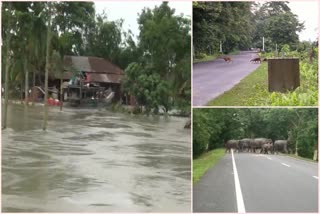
60 56 125 106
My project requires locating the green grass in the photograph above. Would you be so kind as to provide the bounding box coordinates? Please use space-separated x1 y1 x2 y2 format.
193 148 225 184
208 62 269 106
282 153 318 163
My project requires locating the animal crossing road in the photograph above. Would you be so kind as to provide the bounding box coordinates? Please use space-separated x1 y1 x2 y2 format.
193 153 318 212
193 51 261 106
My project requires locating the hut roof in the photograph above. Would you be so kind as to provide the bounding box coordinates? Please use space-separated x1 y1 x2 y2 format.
63 56 124 84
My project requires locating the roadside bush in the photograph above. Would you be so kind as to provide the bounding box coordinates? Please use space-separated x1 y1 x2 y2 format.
195 53 207 59
257 47 318 106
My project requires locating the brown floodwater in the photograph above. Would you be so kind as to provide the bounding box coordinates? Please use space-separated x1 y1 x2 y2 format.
2 104 191 212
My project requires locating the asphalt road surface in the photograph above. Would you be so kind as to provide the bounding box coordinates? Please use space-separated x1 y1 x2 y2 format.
193 152 318 212
193 51 261 106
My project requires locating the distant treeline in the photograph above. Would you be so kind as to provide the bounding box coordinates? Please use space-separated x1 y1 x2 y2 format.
2 2 191 114
193 1 311 57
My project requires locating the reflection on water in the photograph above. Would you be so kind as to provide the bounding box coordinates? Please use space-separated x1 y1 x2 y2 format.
2 104 191 212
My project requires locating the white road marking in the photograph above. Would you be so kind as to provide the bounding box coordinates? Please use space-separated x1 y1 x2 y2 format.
313 176 318 179
231 149 246 213
281 163 290 167
254 154 272 160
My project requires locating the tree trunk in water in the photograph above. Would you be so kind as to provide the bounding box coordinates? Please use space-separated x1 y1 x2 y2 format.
42 3 52 131
32 71 36 106
24 60 29 106
20 81 24 104
60 78 63 111
2 3 12 130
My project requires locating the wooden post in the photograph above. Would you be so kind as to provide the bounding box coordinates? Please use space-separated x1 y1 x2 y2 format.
60 78 63 111
24 60 29 106
268 58 300 92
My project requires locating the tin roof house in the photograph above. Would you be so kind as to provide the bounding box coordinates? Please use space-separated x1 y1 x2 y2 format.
61 56 125 106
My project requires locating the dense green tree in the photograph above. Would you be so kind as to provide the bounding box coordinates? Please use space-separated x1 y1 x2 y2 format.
2 1 191 126
122 62 170 113
193 110 211 157
193 1 305 57
2 2 13 129
86 12 123 63
122 2 191 113
193 1 254 56
52 2 95 55
251 1 304 50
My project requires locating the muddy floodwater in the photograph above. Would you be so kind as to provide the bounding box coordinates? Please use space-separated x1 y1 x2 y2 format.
2 104 191 212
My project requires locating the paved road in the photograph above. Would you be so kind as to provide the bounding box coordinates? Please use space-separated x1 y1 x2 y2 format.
193 153 318 212
193 51 261 106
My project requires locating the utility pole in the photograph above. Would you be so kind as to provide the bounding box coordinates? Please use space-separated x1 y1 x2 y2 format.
262 37 265 52
219 41 222 53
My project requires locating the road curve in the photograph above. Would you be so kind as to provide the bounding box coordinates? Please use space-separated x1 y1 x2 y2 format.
193 153 318 212
193 51 261 106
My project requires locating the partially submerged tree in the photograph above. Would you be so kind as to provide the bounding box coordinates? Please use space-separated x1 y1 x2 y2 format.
42 2 52 131
122 2 191 114
2 2 13 129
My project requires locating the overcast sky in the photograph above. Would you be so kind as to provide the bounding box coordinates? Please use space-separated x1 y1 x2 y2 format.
288 1 318 41
94 1 318 42
94 1 191 41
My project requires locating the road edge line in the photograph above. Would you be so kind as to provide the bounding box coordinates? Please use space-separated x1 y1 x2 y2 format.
281 163 291 167
231 149 246 213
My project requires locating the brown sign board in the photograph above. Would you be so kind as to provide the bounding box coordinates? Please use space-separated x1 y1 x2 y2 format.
268 58 300 92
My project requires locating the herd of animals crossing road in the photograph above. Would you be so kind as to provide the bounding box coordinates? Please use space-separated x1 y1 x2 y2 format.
225 138 290 154
222 56 267 63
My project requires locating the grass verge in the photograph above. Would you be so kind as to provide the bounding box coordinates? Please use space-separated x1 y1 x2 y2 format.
282 153 318 163
193 148 225 184
207 62 269 106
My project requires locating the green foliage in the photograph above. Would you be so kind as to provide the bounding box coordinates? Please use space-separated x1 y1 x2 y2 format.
210 45 318 106
193 110 211 157
193 108 318 159
122 62 171 114
193 2 254 56
86 13 123 63
263 47 318 106
2 2 190 114
252 2 304 50
122 2 191 113
193 1 305 57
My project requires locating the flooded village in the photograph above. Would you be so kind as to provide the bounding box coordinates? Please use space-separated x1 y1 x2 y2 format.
1 1 191 212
